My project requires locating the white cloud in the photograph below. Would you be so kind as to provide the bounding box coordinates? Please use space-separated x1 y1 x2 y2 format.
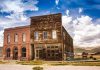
62 11 100 47
55 0 59 5
77 15 92 25
22 0 39 11
65 10 69 16
0 0 39 46
0 31 4 47
62 16 72 25
0 0 38 13
62 15 74 37
79 8 83 13
2 0 23 13
0 0 39 27
0 16 30 46
94 18 100 24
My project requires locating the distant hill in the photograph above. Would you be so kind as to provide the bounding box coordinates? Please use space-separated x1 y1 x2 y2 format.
90 47 100 53
74 46 100 53
74 47 87 53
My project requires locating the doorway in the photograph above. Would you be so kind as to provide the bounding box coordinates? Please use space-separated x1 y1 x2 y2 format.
13 47 18 60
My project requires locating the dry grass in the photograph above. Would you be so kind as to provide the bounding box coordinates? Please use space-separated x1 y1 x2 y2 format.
74 55 100 60
17 60 43 65
93 55 100 59
0 61 7 64
17 60 100 66
16 55 100 66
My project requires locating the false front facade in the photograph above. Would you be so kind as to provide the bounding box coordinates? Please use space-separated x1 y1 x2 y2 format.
30 13 73 60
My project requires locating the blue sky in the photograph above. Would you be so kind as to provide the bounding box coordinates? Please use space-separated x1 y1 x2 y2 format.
0 0 100 47
24 0 100 18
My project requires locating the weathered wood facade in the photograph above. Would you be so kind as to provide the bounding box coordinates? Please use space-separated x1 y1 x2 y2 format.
30 13 73 60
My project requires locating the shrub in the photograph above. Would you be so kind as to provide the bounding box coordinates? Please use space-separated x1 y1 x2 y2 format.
93 58 96 60
33 67 43 70
16 60 43 65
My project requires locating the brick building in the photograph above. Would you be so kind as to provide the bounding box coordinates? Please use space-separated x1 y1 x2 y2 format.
3 13 73 61
3 26 30 60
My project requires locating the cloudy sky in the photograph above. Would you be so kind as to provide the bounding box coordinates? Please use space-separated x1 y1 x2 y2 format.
0 0 100 47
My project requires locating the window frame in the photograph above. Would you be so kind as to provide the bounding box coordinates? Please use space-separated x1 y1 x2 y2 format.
34 31 38 40
7 34 10 43
22 33 26 42
14 33 18 43
22 47 26 57
6 48 10 57
43 31 48 39
52 30 57 39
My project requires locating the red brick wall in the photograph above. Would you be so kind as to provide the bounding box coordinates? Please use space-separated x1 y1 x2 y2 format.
3 26 31 60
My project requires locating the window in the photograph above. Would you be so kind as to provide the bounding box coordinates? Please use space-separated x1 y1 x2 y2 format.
7 34 10 43
22 33 26 42
14 34 18 42
6 48 10 57
13 47 18 59
47 46 50 48
51 46 54 48
52 30 57 39
48 53 50 56
63 32 65 40
22 47 26 57
47 50 50 56
36 50 39 57
34 32 38 40
43 31 47 39
55 46 58 48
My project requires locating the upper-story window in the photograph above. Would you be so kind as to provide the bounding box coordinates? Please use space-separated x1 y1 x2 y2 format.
63 32 65 40
34 32 38 40
22 33 26 42
43 31 47 39
14 34 18 42
52 30 57 39
7 34 10 43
